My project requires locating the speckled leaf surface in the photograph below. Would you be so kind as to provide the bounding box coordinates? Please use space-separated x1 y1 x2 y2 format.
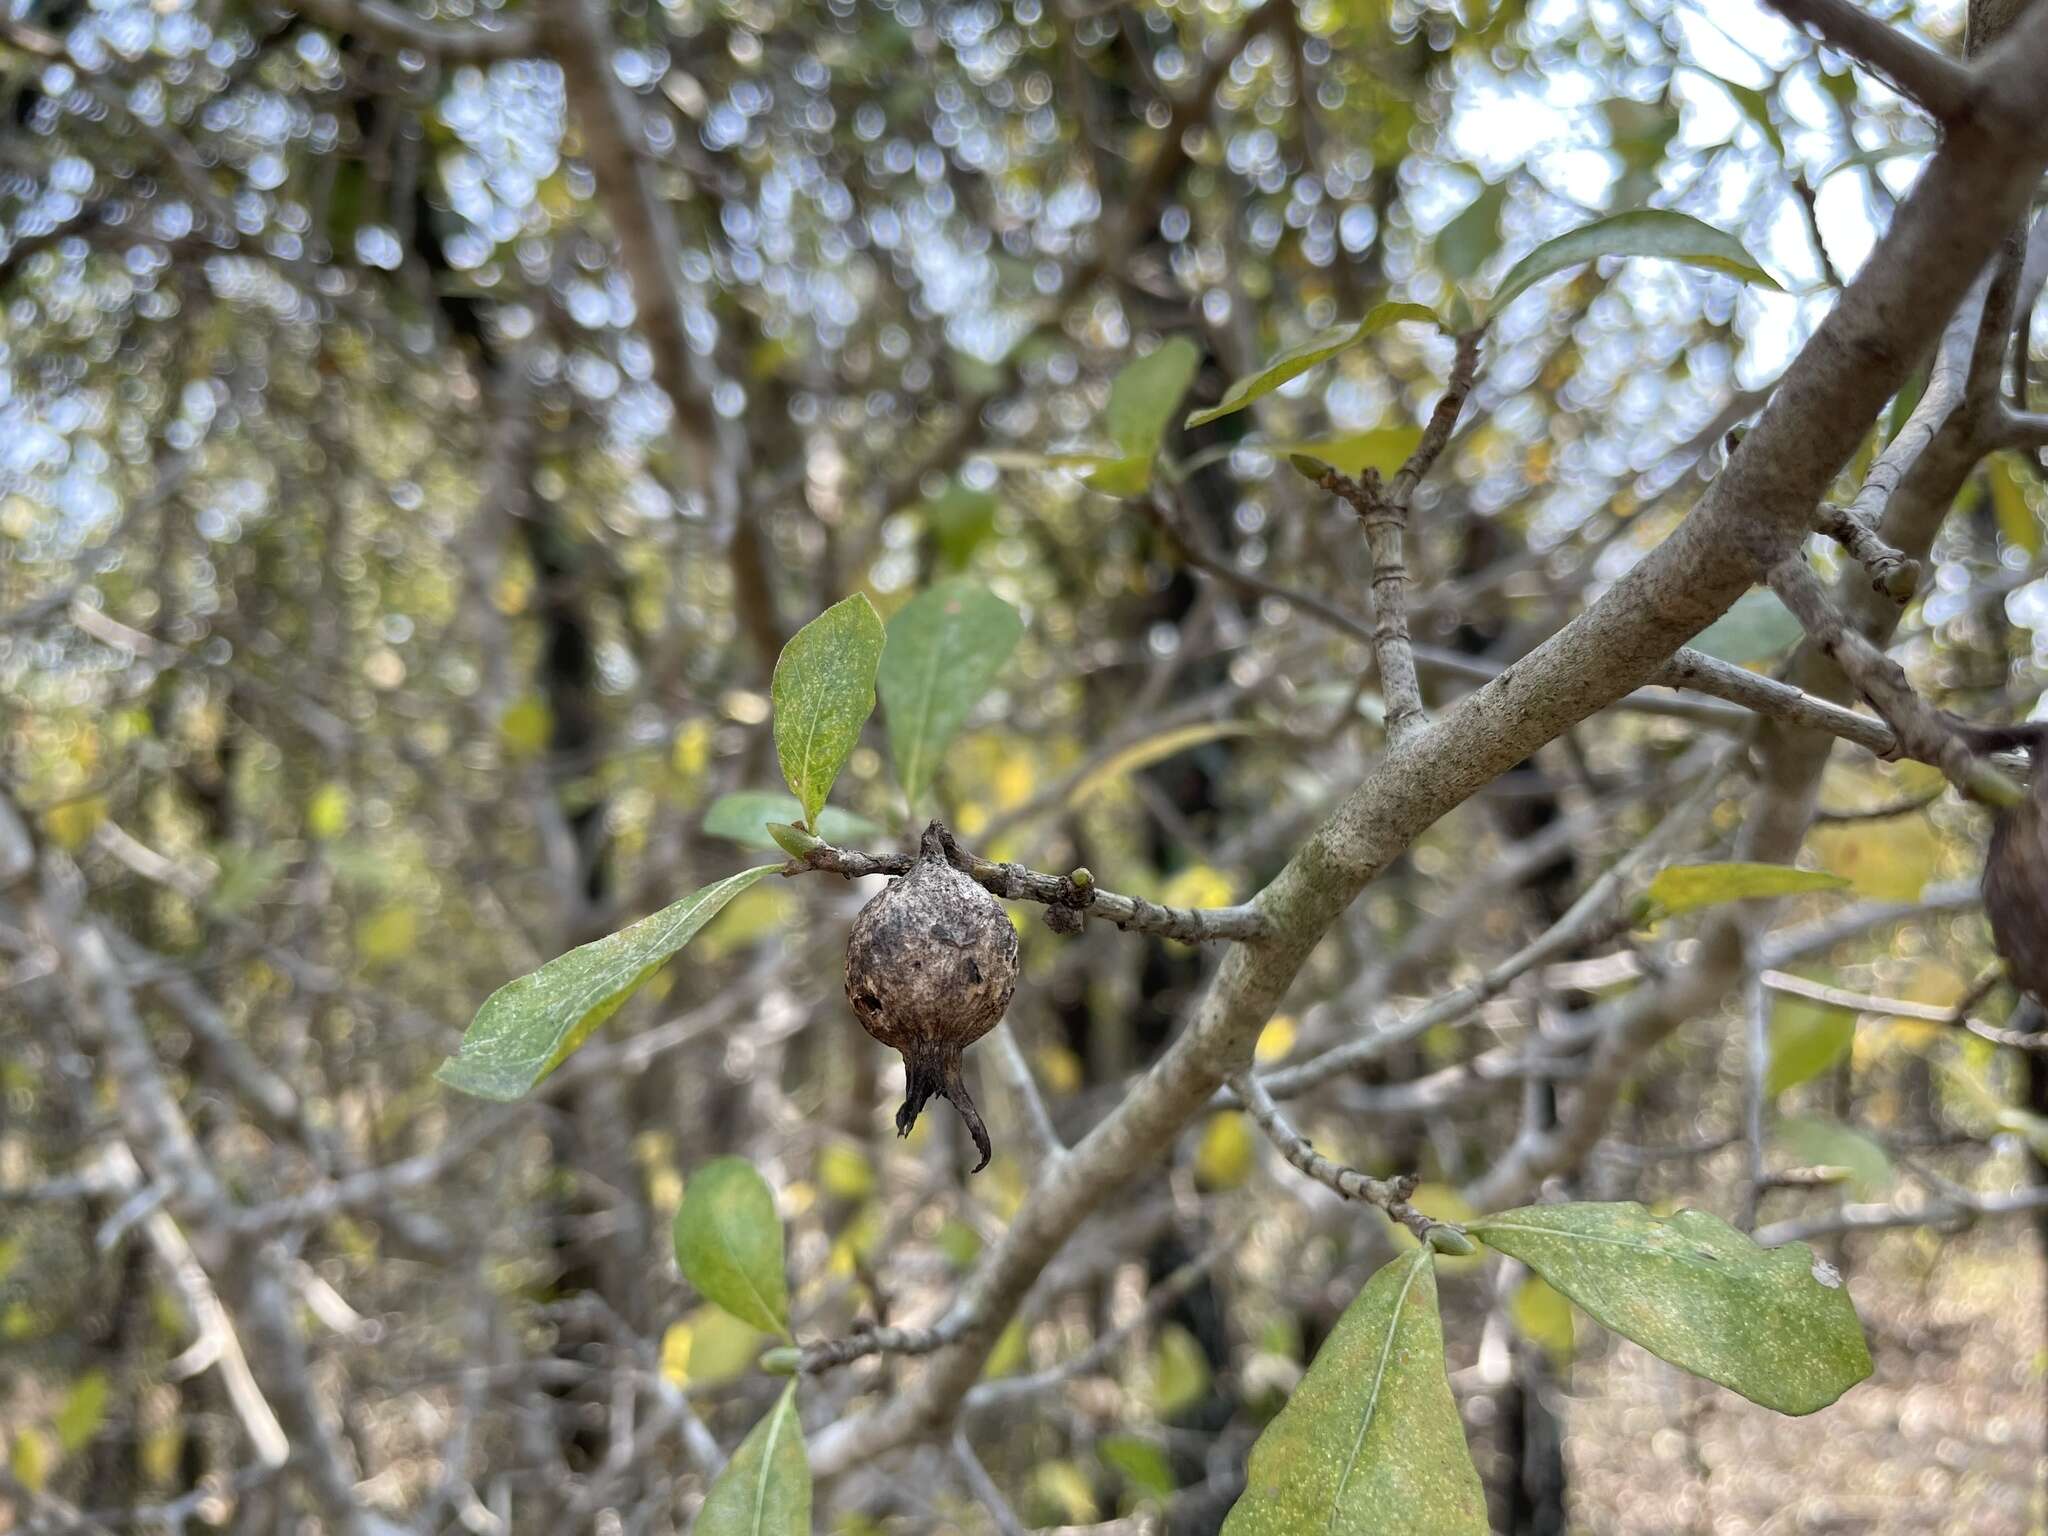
673 1157 789 1337
1221 1249 1486 1535
771 593 885 829
436 865 778 1100
1469 1202 1871 1414
693 1381 809 1536
879 580 1022 808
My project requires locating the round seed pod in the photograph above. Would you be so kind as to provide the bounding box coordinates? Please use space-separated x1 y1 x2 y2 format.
1985 754 2048 1004
845 822 1020 1171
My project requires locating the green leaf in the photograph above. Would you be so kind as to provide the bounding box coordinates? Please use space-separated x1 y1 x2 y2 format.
1187 303 1439 429
1266 428 1425 479
1488 210 1778 315
673 1157 790 1337
1468 1202 1872 1414
918 480 999 569
1150 1323 1212 1418
54 1371 108 1453
703 792 884 850
1690 589 1805 665
1083 453 1156 497
1106 337 1201 457
694 1382 809 1536
1436 178 1506 281
879 579 1024 808
1222 1249 1487 1535
1767 994 1857 1097
436 866 778 1100
1098 1433 1176 1502
772 593 886 830
1645 862 1849 918
1776 1115 1893 1198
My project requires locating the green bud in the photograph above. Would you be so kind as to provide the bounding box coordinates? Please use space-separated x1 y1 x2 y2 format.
1425 1225 1477 1257
768 821 824 859
758 1346 802 1376
1067 867 1094 889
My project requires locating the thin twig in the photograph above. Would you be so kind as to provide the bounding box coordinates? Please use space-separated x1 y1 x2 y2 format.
1234 1072 1446 1244
785 822 1270 945
1769 555 2025 807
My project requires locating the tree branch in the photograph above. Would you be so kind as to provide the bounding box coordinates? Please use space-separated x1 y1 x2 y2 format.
1763 0 1975 121
1768 554 2024 807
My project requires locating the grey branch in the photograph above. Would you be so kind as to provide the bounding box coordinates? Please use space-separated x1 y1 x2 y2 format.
1763 0 1976 120
1768 555 2024 807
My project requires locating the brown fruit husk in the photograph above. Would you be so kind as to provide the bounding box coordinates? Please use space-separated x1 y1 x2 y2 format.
1985 759 2048 1004
845 822 1019 1171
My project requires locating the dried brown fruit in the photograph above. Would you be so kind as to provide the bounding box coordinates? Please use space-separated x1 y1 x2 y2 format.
1985 755 2048 1004
845 822 1019 1171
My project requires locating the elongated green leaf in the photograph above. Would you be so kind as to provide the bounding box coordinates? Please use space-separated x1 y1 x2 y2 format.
1469 1202 1872 1414
694 1382 809 1536
1436 179 1506 281
1489 210 1777 314
1222 1249 1487 1535
1776 1115 1893 1198
437 866 777 1100
54 1372 108 1453
703 792 884 850
1646 862 1849 917
879 580 1024 808
1265 428 1425 479
1767 994 1857 1096
674 1157 790 1336
772 593 885 830
1107 337 1201 456
1187 303 1439 429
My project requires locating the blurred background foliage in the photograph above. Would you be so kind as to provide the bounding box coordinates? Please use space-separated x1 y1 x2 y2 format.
1 0 2043 1531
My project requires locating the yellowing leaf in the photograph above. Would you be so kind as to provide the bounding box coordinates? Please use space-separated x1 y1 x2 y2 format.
306 782 350 840
1646 862 1848 918
1255 1016 1297 1063
42 796 106 852
1509 1276 1576 1368
356 906 416 962
498 695 553 759
11 1425 52 1493
54 1371 108 1453
1160 864 1235 911
1068 721 1257 807
817 1141 875 1201
1195 1112 1255 1191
